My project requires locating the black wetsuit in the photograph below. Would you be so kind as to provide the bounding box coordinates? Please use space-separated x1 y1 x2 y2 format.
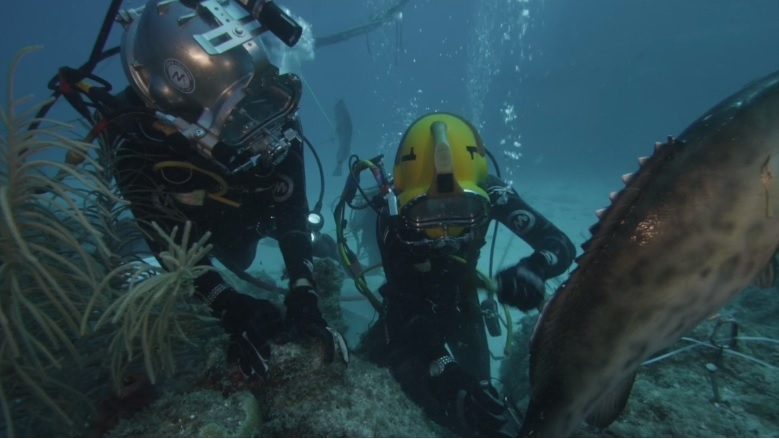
360 173 575 425
104 87 315 296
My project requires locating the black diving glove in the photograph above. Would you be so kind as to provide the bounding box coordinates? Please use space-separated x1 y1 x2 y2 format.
209 284 283 379
496 257 546 311
278 285 349 365
430 359 508 436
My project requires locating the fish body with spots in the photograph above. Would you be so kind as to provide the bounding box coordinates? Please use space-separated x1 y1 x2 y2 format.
519 70 779 437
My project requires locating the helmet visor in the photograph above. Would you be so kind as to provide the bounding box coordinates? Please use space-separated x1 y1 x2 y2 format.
219 72 302 148
401 192 489 231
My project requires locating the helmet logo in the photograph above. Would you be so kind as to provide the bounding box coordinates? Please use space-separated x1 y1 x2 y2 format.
164 59 195 94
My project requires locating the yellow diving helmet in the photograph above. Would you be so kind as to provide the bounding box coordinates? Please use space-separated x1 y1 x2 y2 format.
392 112 490 239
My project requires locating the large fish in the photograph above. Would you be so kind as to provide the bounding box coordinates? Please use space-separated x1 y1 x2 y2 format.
519 70 779 437
332 98 353 177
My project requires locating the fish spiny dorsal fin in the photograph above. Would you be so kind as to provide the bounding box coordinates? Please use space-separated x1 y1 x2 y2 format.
572 137 682 271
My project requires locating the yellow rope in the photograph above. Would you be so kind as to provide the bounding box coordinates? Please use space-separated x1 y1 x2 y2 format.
152 161 241 208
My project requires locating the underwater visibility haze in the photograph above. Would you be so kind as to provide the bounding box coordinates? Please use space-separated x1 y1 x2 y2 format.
1 0 778 437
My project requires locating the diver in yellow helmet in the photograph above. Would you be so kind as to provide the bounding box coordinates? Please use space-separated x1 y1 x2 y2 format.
356 112 576 437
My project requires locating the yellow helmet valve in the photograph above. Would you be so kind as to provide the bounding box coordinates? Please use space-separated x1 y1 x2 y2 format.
430 120 461 195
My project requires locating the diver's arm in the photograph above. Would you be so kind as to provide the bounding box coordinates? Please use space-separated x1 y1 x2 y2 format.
104 91 240 303
272 120 346 363
486 174 575 279
274 118 316 288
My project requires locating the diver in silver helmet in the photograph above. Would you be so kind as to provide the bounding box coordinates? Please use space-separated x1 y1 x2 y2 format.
100 0 348 379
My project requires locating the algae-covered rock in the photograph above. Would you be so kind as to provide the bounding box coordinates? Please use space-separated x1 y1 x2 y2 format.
313 257 349 334
257 341 440 437
108 389 260 437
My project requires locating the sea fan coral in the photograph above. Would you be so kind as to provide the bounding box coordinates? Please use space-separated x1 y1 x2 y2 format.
89 221 216 390
0 46 119 435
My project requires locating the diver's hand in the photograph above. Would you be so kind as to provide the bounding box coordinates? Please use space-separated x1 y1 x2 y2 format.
209 285 283 379
496 260 545 311
431 361 508 436
278 285 349 365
